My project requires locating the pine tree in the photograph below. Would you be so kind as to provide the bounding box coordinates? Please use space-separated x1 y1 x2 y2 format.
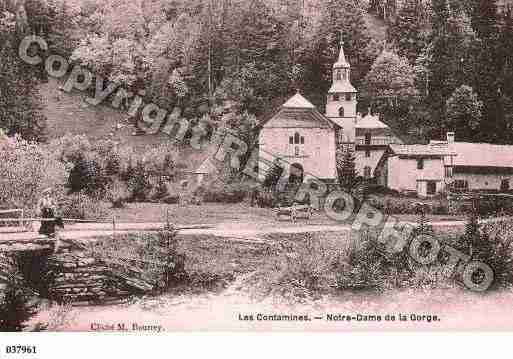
415 205 434 235
470 0 504 142
336 146 358 191
388 0 427 63
426 2 479 137
445 85 483 139
263 159 284 190
471 0 500 41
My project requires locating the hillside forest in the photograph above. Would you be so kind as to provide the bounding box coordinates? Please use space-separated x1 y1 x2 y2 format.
1 0 513 146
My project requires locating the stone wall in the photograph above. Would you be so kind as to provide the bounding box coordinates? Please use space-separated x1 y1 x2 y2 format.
45 247 137 303
1 233 177 304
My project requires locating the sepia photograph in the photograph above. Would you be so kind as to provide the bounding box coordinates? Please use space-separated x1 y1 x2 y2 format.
1 0 513 348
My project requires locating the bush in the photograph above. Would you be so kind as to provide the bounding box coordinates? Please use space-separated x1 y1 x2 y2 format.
0 135 68 212
105 180 129 209
86 230 186 292
151 177 170 202
368 195 449 215
255 189 278 208
201 181 249 203
49 134 91 164
49 136 182 204
247 233 340 302
126 161 153 202
336 230 390 292
0 261 38 332
452 215 513 289
67 153 108 198
60 192 109 220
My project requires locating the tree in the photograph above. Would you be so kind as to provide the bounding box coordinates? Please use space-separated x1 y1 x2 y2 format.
363 49 417 103
425 2 480 138
445 85 483 140
470 0 503 142
0 10 47 141
388 0 428 63
0 259 38 332
362 49 418 134
337 146 358 191
263 158 284 190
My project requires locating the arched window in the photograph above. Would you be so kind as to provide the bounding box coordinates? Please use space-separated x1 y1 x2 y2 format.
294 132 300 144
338 107 344 117
336 70 341 81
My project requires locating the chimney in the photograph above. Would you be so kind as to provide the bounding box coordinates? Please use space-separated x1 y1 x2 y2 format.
447 132 455 144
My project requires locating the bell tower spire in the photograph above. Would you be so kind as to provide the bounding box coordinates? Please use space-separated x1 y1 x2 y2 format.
326 34 357 120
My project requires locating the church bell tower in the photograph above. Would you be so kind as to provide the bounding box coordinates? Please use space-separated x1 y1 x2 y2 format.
326 39 357 120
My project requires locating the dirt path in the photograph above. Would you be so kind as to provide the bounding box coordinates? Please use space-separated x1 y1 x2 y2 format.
1 215 510 243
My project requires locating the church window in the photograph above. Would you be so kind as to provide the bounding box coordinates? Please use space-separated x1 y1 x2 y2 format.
289 136 293 144
295 146 300 156
336 70 341 81
342 70 347 81
294 132 300 144
300 136 304 144
364 166 372 179
338 107 344 117
417 158 424 170
345 93 352 101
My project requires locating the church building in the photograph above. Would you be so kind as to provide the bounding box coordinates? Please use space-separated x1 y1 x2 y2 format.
258 41 401 184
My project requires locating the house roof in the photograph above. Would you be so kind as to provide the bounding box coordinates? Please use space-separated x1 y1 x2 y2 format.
194 157 217 175
389 144 456 157
356 114 389 129
449 142 513 168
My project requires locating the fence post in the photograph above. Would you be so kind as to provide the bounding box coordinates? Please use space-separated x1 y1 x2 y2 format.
112 217 116 240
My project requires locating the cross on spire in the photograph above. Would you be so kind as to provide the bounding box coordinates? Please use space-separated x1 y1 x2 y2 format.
334 32 349 69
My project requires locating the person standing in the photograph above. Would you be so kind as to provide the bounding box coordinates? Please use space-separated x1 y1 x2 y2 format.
36 188 58 237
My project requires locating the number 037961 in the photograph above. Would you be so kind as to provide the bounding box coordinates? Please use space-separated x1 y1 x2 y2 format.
5 345 37 354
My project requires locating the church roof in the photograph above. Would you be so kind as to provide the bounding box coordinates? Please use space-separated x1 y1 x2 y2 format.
355 114 389 129
282 93 316 109
264 107 333 128
328 81 357 94
262 93 335 129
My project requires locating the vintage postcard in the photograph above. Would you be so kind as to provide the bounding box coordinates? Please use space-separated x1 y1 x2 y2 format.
1 0 513 339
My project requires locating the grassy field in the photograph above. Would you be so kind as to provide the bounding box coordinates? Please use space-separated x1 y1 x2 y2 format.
108 202 468 225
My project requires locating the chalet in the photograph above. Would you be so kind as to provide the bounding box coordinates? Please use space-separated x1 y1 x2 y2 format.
433 132 513 192
376 143 457 197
